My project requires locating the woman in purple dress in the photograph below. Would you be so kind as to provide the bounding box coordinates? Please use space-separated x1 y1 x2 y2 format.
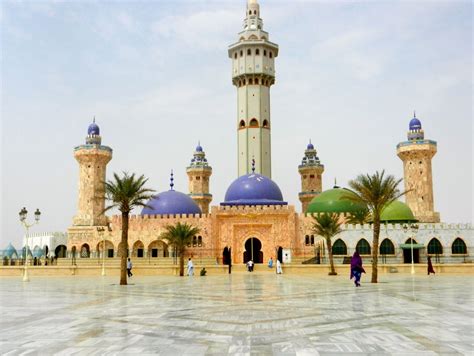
350 251 365 287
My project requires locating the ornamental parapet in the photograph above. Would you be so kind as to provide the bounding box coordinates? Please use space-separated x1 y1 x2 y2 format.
217 204 290 212
396 139 437 149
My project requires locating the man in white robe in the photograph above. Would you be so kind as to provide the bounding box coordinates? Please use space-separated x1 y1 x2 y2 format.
187 258 194 276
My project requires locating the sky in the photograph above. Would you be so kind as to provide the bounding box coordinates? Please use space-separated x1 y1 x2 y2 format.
1 0 472 248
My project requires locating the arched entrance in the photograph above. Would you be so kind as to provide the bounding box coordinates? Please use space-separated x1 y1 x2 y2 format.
96 240 114 258
403 238 420 263
132 241 145 258
148 240 169 258
55 245 67 258
276 246 283 263
243 237 263 263
223 247 231 265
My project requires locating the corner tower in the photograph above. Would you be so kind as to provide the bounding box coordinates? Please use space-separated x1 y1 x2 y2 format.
73 119 112 226
298 141 324 212
397 113 440 223
228 0 278 178
186 143 212 214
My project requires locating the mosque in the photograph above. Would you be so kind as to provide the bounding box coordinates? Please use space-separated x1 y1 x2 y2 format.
4 0 471 267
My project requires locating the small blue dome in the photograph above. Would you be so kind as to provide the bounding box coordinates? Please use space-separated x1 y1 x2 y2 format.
88 122 100 136
222 173 287 206
196 144 203 152
307 142 314 150
409 117 422 131
4 243 18 258
141 190 201 215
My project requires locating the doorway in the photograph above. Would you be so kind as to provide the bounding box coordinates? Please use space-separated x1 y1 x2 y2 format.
243 237 263 263
277 246 283 263
403 248 420 263
223 247 231 265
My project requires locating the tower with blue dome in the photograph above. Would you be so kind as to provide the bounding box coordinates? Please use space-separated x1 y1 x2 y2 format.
186 143 213 213
397 113 440 222
298 141 325 212
72 118 113 227
229 0 278 178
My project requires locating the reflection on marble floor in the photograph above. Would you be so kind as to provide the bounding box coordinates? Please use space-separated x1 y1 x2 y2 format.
0 274 473 355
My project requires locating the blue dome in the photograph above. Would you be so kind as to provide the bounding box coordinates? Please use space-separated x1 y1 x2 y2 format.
196 144 203 152
409 117 422 131
222 173 287 206
307 142 314 150
141 190 201 215
4 243 18 258
88 121 100 135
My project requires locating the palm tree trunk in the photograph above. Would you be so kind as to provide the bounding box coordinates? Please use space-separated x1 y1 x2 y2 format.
326 237 337 275
120 212 129 285
372 217 380 283
179 247 184 277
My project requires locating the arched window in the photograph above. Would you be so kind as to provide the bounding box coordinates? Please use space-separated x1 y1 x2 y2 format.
198 236 202 247
254 10 257 15
427 238 443 255
379 238 395 255
234 52 237 59
243 78 246 85
310 235 315 245
249 118 259 127
240 50 243 57
256 49 260 55
332 239 347 255
452 238 467 254
249 10 251 15
239 120 246 128
269 51 273 58
356 239 371 255
247 48 251 55
249 78 253 85
255 78 259 85
263 49 267 56
305 235 309 246
262 119 269 128
80 244 90 258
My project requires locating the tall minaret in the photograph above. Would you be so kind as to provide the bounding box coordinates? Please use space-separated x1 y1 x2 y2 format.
186 143 212 214
228 0 278 178
298 141 324 212
72 119 112 226
397 113 440 223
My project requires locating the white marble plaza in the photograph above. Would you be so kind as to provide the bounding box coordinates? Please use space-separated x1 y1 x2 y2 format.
0 274 473 355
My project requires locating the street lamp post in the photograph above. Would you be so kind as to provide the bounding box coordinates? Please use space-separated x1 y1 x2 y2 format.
97 227 106 276
19 207 41 282
403 223 419 275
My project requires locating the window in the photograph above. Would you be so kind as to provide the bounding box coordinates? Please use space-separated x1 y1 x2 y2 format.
234 53 237 59
332 239 347 255
196 176 200 180
239 120 246 128
310 235 315 245
254 10 257 15
240 50 243 57
452 238 467 254
249 118 259 127
356 239 371 255
427 238 443 255
193 236 197 247
249 78 253 85
264 49 267 56
247 49 251 55
255 78 259 85
262 119 268 128
198 236 202 247
379 238 395 255
256 49 260 55
269 52 273 58
309 174 315 179
305 235 309 246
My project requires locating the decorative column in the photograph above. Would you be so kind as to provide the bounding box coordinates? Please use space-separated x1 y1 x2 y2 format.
298 141 324 212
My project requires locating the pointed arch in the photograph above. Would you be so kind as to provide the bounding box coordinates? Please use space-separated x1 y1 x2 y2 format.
452 238 467 254
262 119 269 128
249 118 259 127
379 238 395 255
356 238 371 255
332 239 347 255
239 120 246 128
427 238 443 255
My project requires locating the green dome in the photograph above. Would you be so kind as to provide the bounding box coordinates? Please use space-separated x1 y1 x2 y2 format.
306 187 366 214
380 200 416 222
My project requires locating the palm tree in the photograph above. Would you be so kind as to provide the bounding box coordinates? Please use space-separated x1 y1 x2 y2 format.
161 222 200 276
312 213 343 275
103 172 154 285
346 208 370 225
346 170 405 283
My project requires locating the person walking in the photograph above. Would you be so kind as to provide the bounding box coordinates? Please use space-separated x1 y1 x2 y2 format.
187 258 194 276
247 260 254 272
350 251 365 287
427 256 435 275
276 259 283 274
268 257 273 268
127 258 133 277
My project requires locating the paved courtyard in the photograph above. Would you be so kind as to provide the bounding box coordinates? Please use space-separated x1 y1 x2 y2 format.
0 273 473 355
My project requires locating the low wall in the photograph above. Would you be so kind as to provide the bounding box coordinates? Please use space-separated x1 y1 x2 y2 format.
0 263 472 277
